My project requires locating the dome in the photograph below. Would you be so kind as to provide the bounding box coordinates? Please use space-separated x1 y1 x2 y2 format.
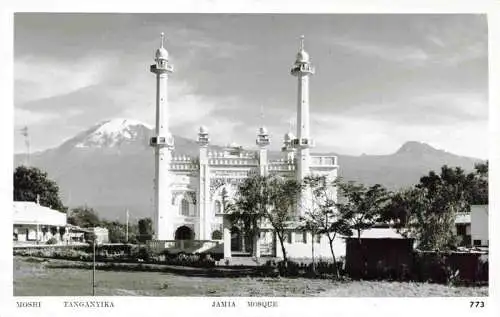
199 125 208 134
284 132 295 141
259 126 268 135
296 49 309 63
155 47 168 60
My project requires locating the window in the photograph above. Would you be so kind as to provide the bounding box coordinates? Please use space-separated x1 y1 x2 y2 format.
214 200 222 214
181 199 189 216
315 234 321 243
294 231 304 243
294 231 307 243
287 231 292 244
456 224 467 236
473 239 482 247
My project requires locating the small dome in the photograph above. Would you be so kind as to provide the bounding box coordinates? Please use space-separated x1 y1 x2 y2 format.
284 132 295 141
199 125 208 134
296 49 309 63
155 47 168 60
259 126 268 135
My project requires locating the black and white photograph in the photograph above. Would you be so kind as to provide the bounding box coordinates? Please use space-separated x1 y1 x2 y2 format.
4 5 495 311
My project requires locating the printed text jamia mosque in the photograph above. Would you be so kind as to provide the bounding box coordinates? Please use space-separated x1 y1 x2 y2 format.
149 33 339 259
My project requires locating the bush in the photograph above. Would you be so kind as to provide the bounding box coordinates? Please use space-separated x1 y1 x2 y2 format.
46 238 58 245
162 253 215 268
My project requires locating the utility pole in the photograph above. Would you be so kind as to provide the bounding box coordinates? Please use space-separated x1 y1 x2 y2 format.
92 236 96 296
20 126 30 166
126 209 129 243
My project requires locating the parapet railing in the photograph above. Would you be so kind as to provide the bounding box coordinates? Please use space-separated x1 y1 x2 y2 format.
170 155 199 171
268 158 296 171
208 158 259 166
310 155 337 167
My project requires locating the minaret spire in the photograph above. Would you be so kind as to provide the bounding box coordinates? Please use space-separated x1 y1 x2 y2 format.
291 35 315 214
160 32 165 48
150 32 174 240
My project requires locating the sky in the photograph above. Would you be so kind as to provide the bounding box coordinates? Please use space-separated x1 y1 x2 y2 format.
13 13 488 158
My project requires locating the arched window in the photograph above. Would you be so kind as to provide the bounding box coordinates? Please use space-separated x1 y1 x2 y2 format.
211 230 222 240
214 200 222 214
181 199 189 216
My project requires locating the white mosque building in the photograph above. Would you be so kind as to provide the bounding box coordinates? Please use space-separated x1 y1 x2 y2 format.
149 33 340 259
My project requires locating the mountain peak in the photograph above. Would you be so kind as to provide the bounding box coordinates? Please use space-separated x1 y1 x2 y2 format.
395 141 440 155
73 118 153 149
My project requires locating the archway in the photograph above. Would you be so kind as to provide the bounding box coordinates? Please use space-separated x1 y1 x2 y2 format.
175 226 194 240
230 226 242 251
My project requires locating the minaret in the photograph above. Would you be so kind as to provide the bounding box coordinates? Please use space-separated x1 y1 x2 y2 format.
281 119 296 160
197 126 211 240
150 33 174 240
291 35 315 185
256 106 270 176
256 126 270 176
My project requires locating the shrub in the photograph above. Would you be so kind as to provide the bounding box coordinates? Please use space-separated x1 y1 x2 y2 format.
162 252 215 268
46 238 58 245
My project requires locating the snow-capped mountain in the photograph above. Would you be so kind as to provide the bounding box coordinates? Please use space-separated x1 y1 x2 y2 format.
58 118 153 150
74 119 153 148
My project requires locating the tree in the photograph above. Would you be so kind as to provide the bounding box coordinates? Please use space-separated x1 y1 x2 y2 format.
68 206 101 228
336 182 390 242
14 166 67 212
101 220 127 243
229 174 301 265
226 175 270 257
383 165 478 250
138 217 153 242
469 162 488 205
265 176 302 266
301 175 352 278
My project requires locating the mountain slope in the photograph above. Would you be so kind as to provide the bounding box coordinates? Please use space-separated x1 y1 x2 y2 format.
14 120 482 221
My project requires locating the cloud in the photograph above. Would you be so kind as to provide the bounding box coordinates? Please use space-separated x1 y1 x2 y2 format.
14 108 57 127
15 55 116 105
311 112 487 159
330 36 430 65
325 89 488 128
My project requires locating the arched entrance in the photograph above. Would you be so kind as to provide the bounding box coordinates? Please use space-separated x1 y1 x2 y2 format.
231 226 242 251
175 226 194 240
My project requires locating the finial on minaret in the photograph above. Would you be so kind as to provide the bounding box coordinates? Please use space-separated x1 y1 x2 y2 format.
256 105 270 147
294 35 311 64
160 32 165 48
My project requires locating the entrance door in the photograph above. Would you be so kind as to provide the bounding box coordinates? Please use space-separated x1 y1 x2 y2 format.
231 227 241 251
175 226 194 240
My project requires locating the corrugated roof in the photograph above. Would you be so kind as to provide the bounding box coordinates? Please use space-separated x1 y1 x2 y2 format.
357 228 404 239
13 201 67 226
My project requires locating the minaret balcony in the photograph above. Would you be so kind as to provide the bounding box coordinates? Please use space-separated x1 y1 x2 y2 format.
291 138 315 148
150 135 174 147
256 136 270 147
197 136 210 147
150 64 174 74
291 63 315 76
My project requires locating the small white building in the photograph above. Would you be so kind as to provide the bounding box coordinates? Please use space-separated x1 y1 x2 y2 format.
13 201 67 244
92 227 109 244
454 204 488 247
470 205 488 247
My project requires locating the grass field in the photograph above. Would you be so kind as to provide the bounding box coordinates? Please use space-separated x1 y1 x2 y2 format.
13 256 488 297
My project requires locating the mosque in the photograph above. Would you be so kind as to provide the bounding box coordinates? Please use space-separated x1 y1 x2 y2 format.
149 33 340 259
